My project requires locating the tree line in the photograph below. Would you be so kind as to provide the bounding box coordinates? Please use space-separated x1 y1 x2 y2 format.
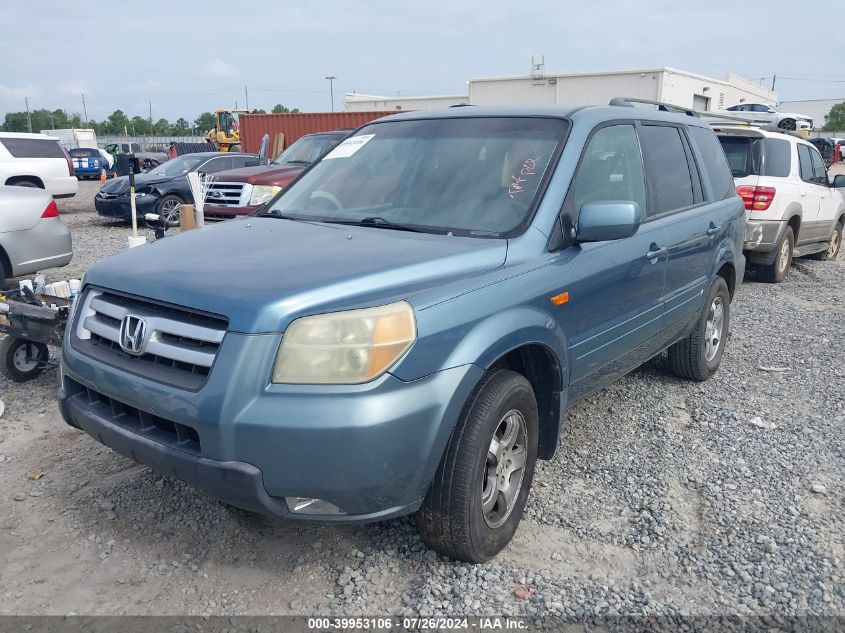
0 104 300 136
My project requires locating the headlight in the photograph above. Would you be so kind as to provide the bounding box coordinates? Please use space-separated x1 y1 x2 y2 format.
272 301 416 384
249 185 282 206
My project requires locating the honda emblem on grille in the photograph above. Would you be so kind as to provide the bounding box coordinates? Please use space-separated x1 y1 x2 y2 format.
119 315 147 355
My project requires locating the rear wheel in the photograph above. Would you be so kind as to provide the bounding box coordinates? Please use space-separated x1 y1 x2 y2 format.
416 369 538 563
668 277 730 381
758 226 794 283
808 224 842 261
0 338 49 382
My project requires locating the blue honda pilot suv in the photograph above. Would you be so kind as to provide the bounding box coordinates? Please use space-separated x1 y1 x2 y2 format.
59 101 745 562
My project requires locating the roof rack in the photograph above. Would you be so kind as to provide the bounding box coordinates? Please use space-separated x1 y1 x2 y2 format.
609 97 699 118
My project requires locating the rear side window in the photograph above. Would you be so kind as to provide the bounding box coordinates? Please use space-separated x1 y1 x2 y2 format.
797 145 814 182
1 138 65 159
762 139 791 177
572 124 646 214
639 125 695 215
688 127 734 200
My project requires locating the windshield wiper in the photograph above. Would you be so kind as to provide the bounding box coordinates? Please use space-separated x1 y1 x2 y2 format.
281 159 311 166
326 217 423 233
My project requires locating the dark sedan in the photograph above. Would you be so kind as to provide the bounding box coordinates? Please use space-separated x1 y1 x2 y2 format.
94 152 259 224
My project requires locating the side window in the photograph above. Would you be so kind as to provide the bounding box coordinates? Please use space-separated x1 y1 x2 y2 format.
689 126 735 200
761 138 791 177
571 124 646 215
0 138 66 159
199 157 231 174
639 125 695 215
797 145 814 182
809 147 829 186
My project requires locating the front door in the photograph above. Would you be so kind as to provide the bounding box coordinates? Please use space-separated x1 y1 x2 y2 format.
797 144 823 244
560 123 667 400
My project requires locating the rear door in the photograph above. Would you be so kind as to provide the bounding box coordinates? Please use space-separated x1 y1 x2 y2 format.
808 145 838 240
796 144 822 244
639 123 720 336
563 123 668 399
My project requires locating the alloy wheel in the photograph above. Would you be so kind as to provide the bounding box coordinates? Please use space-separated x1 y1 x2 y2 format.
704 296 724 362
778 238 791 274
481 409 528 528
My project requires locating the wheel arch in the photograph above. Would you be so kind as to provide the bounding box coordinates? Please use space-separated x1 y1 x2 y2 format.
5 175 45 188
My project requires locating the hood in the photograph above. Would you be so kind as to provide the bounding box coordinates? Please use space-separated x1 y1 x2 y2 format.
99 173 175 194
212 164 305 185
780 112 813 122
83 218 507 333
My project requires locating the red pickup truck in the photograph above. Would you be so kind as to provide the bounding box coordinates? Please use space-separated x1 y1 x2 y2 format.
203 130 349 221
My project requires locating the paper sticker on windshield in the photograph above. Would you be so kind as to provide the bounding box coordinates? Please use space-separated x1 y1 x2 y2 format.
323 134 375 159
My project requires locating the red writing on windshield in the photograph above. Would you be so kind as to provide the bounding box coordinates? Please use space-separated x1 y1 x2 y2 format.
508 157 541 198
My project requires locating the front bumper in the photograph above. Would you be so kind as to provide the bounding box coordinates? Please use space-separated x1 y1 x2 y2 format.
95 194 158 220
59 331 482 521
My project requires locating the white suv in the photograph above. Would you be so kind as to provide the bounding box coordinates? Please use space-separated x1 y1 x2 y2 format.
0 132 78 198
715 126 845 282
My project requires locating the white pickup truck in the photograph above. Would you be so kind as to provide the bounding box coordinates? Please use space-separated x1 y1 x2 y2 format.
715 126 845 282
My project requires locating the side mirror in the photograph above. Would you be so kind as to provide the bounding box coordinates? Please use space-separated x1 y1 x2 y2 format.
577 201 642 242
833 175 845 188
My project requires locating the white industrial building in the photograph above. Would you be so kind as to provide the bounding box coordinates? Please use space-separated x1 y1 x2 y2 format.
468 67 776 112
779 98 844 130
344 93 467 112
345 66 777 114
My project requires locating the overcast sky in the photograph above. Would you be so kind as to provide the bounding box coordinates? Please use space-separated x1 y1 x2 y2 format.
1 0 840 122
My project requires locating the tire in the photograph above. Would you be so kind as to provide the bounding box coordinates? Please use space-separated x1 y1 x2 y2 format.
229 143 242 153
0 337 49 382
416 369 539 563
0 256 7 288
758 226 794 283
778 119 797 131
808 224 842 261
156 194 183 228
668 276 730 382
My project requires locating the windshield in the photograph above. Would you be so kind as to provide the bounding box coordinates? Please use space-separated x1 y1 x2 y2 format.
147 154 206 177
272 134 344 166
262 117 566 237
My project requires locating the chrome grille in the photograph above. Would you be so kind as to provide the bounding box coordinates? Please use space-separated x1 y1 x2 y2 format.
204 182 248 207
72 289 228 391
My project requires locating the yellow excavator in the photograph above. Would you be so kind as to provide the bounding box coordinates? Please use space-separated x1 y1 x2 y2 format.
207 108 251 152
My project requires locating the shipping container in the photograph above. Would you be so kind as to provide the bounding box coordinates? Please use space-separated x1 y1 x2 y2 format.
239 112 397 155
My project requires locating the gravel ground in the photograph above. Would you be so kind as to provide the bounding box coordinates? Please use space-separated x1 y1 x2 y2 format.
1 180 843 622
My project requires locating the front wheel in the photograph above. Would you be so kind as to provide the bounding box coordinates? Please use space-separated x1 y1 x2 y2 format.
778 119 797 131
0 337 49 382
416 369 538 563
156 195 183 228
668 276 730 381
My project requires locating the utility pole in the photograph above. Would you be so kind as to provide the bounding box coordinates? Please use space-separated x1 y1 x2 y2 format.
771 74 777 92
325 75 337 112
244 85 249 110
24 97 32 133
149 101 153 135
81 94 88 125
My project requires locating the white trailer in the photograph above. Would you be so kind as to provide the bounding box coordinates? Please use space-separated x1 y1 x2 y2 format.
38 128 98 150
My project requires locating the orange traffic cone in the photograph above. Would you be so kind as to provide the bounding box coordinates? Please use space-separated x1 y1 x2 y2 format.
99 168 106 184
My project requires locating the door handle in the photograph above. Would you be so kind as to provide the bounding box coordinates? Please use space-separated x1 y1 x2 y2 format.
646 245 667 261
706 223 721 237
